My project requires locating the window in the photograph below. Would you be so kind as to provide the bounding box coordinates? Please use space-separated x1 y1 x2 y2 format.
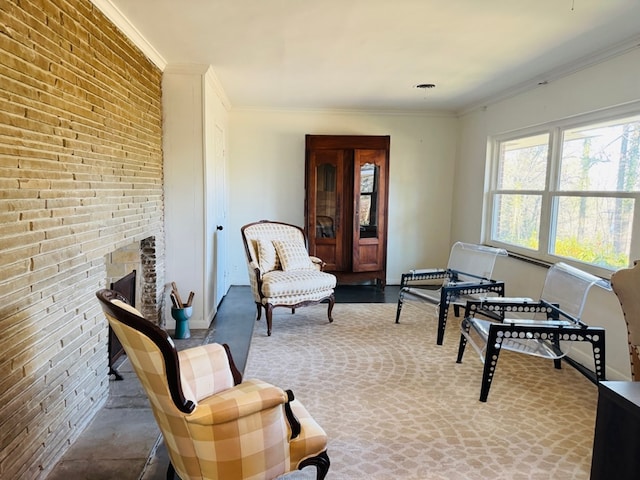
487 108 640 275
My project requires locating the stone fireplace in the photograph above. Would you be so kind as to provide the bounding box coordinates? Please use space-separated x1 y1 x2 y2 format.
105 236 163 325
105 236 164 379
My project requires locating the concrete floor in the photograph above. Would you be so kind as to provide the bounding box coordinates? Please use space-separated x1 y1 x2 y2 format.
46 286 257 480
45 333 198 480
46 285 399 480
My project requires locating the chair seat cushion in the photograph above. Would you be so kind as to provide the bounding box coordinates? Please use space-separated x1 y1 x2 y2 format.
261 270 336 298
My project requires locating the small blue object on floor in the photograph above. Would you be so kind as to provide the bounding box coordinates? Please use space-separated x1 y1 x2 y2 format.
171 306 192 339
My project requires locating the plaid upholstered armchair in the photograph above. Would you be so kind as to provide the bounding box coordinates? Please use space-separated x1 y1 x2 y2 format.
96 289 330 480
241 220 337 336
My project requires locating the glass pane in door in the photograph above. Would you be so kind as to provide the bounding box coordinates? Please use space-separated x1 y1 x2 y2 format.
315 163 337 238
359 162 378 238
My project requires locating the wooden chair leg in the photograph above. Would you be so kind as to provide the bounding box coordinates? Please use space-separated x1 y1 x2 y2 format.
298 450 331 480
327 294 335 323
266 304 274 336
166 462 178 480
395 289 405 323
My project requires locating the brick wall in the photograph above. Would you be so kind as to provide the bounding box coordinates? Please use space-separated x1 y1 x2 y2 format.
0 1 165 478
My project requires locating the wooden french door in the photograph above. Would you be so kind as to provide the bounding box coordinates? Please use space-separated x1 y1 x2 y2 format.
352 149 387 272
305 135 389 287
307 149 349 271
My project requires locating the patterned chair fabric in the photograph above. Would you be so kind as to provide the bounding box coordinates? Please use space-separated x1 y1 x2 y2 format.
611 260 640 380
241 220 336 336
95 289 330 480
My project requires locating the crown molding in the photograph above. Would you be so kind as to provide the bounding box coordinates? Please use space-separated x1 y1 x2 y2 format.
459 33 640 116
90 0 167 70
162 64 232 111
204 66 232 112
163 64 210 75
230 105 456 117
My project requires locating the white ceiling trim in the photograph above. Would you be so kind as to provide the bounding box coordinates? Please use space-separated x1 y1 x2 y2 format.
163 64 233 111
204 67 232 112
461 33 640 116
230 105 458 118
89 0 167 70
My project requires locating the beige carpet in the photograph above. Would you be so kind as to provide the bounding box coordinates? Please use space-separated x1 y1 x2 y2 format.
244 303 598 480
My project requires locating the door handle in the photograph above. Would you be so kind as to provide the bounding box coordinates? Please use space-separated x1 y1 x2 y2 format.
216 225 224 231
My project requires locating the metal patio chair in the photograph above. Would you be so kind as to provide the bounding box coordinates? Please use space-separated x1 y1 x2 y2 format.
395 242 507 345
457 262 609 401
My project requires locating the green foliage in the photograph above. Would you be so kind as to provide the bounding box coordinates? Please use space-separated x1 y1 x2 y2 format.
503 233 538 250
554 237 628 269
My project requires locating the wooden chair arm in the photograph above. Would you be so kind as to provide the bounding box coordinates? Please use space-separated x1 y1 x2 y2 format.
284 389 301 439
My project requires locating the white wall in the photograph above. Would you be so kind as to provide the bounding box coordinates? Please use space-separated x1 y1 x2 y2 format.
163 65 229 329
454 48 640 380
163 70 205 328
227 109 459 286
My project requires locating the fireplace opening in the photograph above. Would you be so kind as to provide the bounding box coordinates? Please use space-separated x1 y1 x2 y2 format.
108 270 136 380
105 236 161 379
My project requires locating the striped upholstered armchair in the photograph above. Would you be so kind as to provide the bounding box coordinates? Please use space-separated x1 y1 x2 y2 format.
96 289 330 480
241 220 336 336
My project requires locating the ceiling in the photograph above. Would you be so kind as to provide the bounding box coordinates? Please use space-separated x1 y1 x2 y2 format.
101 0 640 113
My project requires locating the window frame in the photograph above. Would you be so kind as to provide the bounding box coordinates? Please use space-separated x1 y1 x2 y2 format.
484 102 640 278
